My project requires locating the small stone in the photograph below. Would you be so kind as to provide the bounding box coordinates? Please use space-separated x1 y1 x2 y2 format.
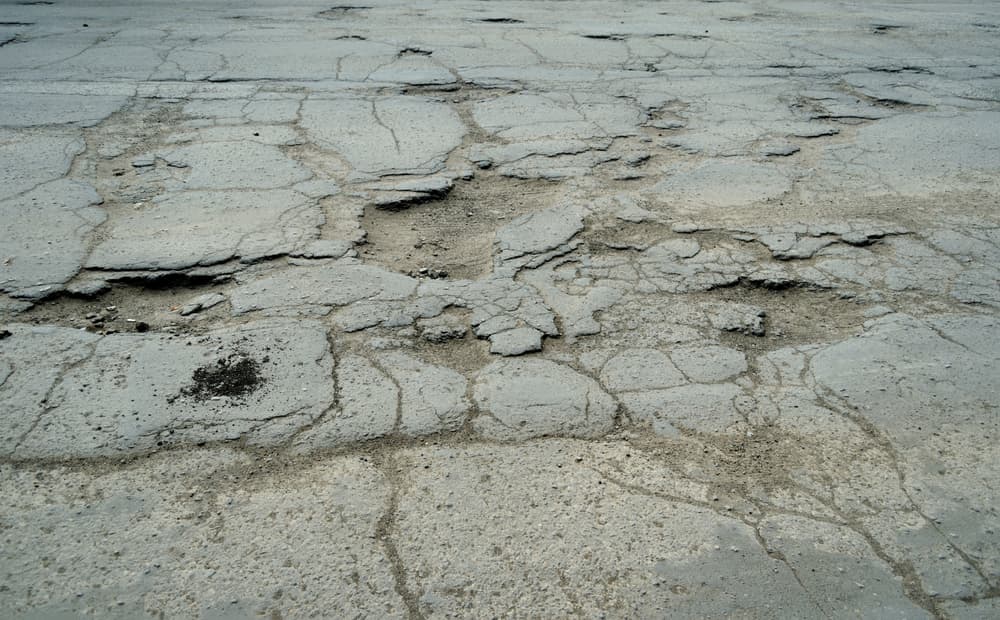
66 280 111 298
705 303 767 337
625 151 651 166
615 201 657 224
179 293 227 316
671 223 704 234
863 305 894 318
290 239 353 259
131 154 156 168
422 324 467 343
760 142 800 157
489 327 543 356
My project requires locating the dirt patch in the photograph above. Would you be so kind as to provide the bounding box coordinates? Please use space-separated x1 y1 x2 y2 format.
360 175 563 280
183 354 263 401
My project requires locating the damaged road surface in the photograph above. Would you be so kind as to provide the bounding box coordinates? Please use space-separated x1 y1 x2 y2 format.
2 0 1000 618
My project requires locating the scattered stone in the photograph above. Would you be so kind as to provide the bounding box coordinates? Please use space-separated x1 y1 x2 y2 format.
290 240 353 259
407 268 448 279
705 303 767 336
624 151 651 166
66 279 110 298
130 154 156 167
656 238 701 258
370 191 434 210
863 305 894 318
671 223 705 234
179 292 227 316
495 204 586 262
421 324 466 343
489 327 543 356
760 142 800 157
419 316 467 343
371 175 454 195
613 197 658 223
648 119 685 129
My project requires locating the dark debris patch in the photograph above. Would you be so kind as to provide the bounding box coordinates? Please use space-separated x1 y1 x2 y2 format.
318 6 372 18
871 23 904 34
399 47 432 56
182 354 264 402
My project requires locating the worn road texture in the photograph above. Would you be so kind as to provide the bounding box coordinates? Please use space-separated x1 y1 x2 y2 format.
1 0 999 617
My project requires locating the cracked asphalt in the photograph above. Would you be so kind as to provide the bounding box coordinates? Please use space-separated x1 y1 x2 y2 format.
1 0 999 617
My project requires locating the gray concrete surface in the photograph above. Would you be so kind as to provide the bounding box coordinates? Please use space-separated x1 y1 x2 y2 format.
1 0 999 617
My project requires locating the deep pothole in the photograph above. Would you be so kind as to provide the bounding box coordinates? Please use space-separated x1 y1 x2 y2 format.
359 175 564 280
705 283 870 350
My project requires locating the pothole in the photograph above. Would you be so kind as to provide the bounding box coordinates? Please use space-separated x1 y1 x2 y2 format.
410 331 493 372
16 280 231 332
705 283 869 351
629 422 859 495
78 100 184 194
360 175 564 280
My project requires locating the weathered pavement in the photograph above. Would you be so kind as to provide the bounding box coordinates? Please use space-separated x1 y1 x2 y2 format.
1 0 999 617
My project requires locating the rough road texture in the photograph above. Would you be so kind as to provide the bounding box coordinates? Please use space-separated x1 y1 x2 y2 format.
2 1 999 617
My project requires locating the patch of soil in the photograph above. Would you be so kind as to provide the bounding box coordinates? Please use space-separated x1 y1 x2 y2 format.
183 354 263 401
